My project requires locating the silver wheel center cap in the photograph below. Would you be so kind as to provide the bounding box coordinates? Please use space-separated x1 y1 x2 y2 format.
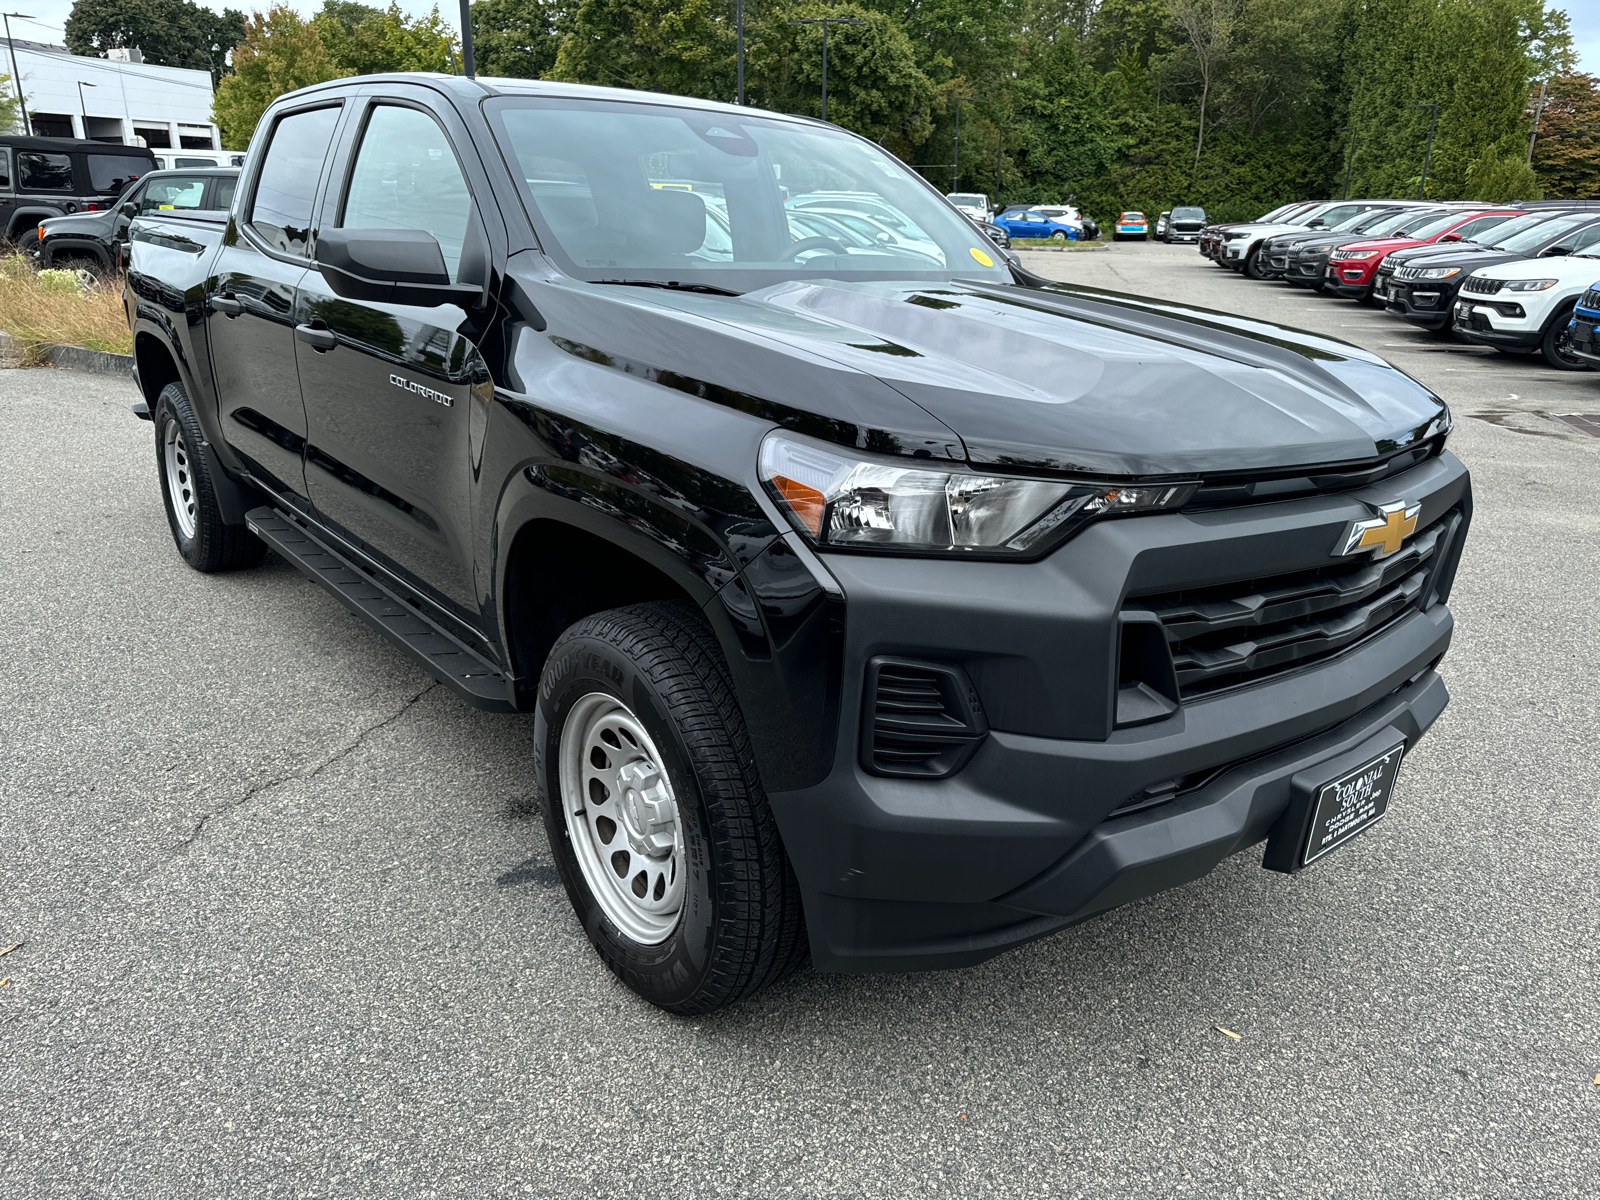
616 761 675 855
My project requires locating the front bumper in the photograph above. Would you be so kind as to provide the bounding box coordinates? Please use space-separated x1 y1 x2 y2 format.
1385 279 1459 330
1324 260 1379 297
1569 314 1600 363
1452 297 1540 350
768 453 1471 973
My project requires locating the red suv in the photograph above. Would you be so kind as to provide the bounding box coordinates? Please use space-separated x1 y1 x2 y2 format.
1323 209 1522 301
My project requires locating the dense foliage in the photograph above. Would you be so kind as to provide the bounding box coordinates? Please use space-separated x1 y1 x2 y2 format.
153 0 1600 215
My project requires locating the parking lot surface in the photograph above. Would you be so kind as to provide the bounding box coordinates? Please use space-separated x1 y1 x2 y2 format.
3 247 1599 1198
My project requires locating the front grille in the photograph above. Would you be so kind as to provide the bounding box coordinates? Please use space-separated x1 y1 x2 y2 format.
861 658 988 778
1126 511 1457 699
1577 287 1600 313
1461 275 1506 295
1187 441 1440 508
1395 265 1429 280
1375 261 1396 277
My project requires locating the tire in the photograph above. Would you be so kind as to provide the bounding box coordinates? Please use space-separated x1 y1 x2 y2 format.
15 227 39 255
1244 248 1267 280
153 381 267 572
536 601 807 1014
1539 306 1592 371
1050 230 1068 242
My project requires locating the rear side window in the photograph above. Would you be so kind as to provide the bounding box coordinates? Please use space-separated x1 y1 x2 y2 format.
1452 215 1510 240
1567 223 1600 253
214 176 238 210
250 105 341 256
18 152 72 192
87 155 152 193
0 149 10 190
341 105 472 279
139 176 208 215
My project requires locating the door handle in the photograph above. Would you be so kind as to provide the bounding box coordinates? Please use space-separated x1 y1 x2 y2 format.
295 322 337 352
211 294 242 317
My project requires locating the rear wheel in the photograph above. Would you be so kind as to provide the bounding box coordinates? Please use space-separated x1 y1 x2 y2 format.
1540 305 1591 370
536 601 807 1014
154 381 267 572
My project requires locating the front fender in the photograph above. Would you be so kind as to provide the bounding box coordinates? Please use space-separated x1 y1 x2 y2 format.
41 237 111 269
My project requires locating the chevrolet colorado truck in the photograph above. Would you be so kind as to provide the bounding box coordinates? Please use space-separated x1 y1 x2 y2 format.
125 74 1471 1014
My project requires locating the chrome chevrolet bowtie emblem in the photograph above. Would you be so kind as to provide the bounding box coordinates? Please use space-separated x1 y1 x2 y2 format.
1339 500 1420 559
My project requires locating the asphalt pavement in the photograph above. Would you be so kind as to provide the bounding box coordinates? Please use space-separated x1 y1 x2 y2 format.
3 249 1599 1198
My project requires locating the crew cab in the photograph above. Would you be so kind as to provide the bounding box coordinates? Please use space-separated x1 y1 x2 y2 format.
1325 209 1521 301
1450 244 1600 369
1381 211 1599 333
125 74 1471 1014
1163 206 1205 244
0 134 155 251
32 167 237 277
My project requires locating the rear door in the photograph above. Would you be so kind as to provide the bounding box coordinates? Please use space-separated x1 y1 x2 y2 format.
295 92 495 621
207 102 345 507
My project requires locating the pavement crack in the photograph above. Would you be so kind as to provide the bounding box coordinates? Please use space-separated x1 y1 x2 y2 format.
153 681 440 871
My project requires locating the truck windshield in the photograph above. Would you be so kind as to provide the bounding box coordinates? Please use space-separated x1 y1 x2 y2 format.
487 95 1011 292
1171 207 1204 220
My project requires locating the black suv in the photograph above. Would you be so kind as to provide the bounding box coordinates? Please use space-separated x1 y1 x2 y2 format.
0 135 156 250
1163 205 1205 243
1383 211 1600 332
125 74 1471 1013
32 167 237 276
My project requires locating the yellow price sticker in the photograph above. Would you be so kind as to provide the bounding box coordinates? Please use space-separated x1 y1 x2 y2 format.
969 246 994 267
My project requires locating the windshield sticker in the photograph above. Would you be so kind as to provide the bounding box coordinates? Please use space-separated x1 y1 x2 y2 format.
969 246 994 267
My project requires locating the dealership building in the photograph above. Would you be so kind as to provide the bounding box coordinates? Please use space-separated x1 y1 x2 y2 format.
2 36 222 150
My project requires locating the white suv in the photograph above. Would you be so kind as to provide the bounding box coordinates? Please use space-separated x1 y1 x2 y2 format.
1452 236 1600 370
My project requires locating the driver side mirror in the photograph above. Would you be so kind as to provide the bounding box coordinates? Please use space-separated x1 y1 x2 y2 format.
874 230 893 244
314 228 482 308
121 201 137 218
1540 245 1572 257
1439 232 1462 242
1307 218 1324 228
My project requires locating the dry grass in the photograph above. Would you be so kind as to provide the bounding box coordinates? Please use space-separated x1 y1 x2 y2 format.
0 253 133 364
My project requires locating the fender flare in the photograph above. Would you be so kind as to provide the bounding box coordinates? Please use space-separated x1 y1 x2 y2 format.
6 207 67 241
40 237 112 269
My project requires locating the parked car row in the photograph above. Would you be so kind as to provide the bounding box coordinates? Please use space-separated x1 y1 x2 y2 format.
28 166 237 277
1200 199 1600 371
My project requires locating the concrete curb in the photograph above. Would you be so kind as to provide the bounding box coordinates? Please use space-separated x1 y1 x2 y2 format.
0 330 135 377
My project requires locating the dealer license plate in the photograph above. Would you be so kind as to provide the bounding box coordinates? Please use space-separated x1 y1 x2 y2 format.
1302 744 1404 866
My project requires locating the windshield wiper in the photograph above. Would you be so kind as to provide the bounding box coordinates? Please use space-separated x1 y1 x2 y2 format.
590 279 743 297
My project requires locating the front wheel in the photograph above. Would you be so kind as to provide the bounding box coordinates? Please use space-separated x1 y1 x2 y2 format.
1050 230 1068 242
154 382 267 572
536 601 807 1014
1540 307 1592 371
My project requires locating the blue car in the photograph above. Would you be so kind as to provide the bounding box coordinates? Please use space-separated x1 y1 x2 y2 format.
993 208 1079 241
1568 279 1600 366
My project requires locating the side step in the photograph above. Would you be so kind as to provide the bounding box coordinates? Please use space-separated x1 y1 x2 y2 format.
245 506 518 713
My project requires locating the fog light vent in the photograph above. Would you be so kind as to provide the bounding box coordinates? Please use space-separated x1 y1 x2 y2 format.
862 657 988 779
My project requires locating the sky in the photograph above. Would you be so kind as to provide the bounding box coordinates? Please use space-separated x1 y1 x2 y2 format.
5 0 1598 76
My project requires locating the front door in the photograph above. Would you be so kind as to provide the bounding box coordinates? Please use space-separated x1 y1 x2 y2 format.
296 100 486 619
206 103 344 508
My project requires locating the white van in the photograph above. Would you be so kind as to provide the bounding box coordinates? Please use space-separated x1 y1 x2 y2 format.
151 150 247 171
946 192 993 225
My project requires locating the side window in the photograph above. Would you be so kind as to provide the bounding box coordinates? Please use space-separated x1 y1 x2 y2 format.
17 152 73 192
1567 224 1600 253
1454 216 1505 240
250 105 341 256
213 176 238 210
0 149 10 191
139 176 208 214
341 105 473 279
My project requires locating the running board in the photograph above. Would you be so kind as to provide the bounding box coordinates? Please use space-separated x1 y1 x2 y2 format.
245 506 517 712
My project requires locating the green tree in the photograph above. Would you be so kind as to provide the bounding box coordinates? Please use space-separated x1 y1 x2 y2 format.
212 6 351 148
1465 142 1541 201
471 0 565 77
65 0 246 84
549 0 733 96
313 0 455 75
0 74 20 134
748 3 934 151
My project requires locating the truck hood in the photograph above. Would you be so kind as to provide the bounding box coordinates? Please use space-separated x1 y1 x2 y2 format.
690 278 1447 476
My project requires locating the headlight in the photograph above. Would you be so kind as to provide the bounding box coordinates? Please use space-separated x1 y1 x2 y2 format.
1332 250 1378 261
759 435 1195 557
1416 266 1461 279
1504 278 1557 292
1223 231 1248 240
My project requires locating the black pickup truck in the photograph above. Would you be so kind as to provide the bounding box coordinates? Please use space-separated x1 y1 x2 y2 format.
125 74 1471 1013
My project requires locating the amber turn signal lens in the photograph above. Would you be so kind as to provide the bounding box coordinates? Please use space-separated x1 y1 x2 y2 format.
771 474 826 536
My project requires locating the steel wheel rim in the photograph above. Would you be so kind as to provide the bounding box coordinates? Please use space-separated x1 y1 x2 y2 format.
163 420 197 540
559 692 685 944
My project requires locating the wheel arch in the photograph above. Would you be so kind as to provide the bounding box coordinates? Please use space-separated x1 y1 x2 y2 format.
6 207 66 242
41 237 112 270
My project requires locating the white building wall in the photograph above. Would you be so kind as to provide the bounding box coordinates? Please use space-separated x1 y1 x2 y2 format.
2 38 219 149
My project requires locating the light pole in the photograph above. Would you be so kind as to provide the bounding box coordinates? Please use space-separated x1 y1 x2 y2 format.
3 12 33 134
951 95 973 193
995 124 1021 209
787 16 863 122
736 0 744 104
76 79 93 138
1527 79 1548 163
1410 101 1439 200
1336 124 1354 200
457 0 474 78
